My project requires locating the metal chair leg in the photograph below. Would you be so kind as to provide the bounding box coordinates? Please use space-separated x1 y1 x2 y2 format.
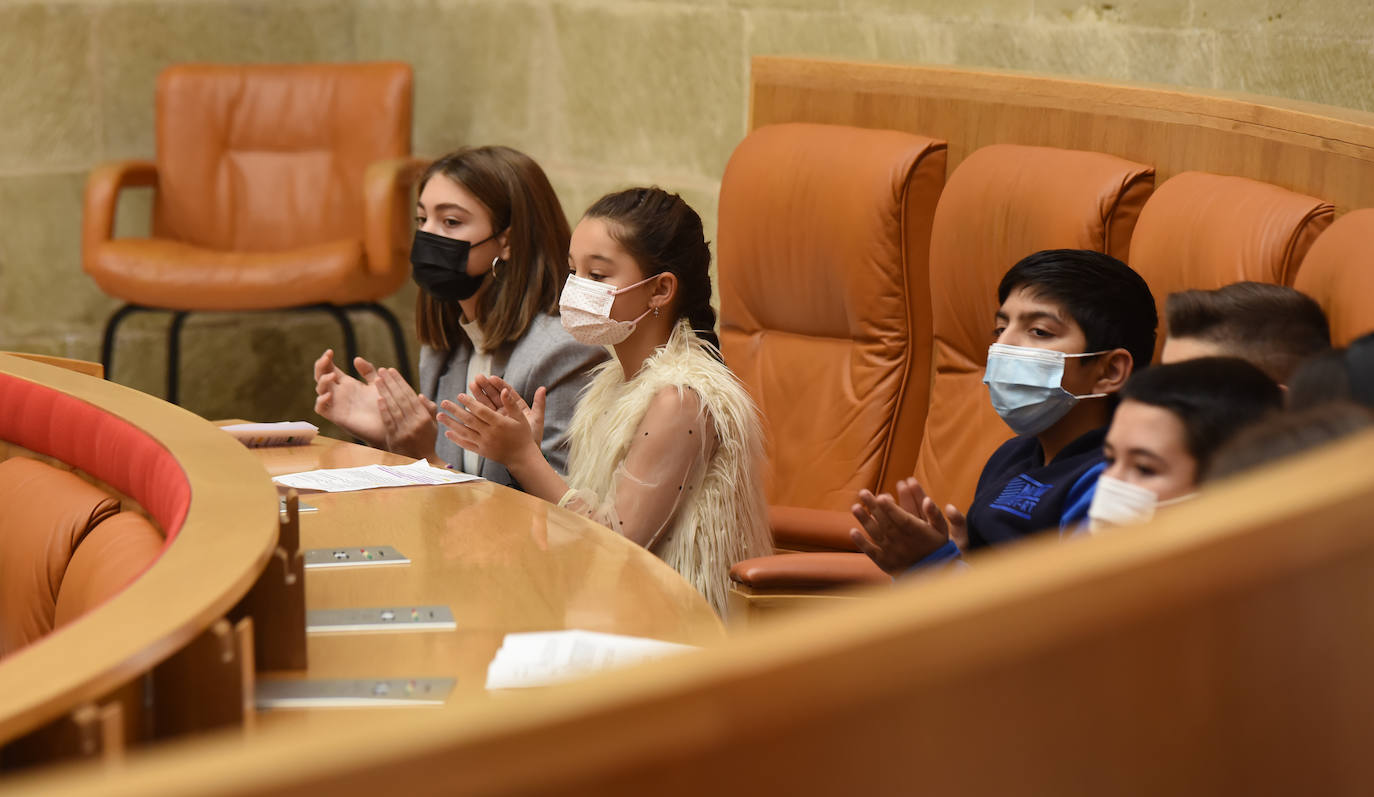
353 303 412 384
100 304 147 383
318 305 360 378
167 311 190 405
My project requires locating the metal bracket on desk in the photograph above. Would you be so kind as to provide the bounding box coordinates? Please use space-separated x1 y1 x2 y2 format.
231 490 308 671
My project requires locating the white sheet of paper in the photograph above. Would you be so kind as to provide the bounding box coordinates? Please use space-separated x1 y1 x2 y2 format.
272 459 482 493
222 421 319 447
484 630 696 689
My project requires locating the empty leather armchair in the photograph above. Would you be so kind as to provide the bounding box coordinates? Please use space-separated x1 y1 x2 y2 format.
1127 171 1334 352
717 123 947 553
730 145 1154 607
83 62 419 403
1292 209 1374 346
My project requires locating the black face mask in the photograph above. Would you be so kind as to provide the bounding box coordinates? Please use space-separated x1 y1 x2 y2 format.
410 229 500 303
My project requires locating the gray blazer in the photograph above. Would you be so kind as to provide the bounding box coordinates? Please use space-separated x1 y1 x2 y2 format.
418 312 607 488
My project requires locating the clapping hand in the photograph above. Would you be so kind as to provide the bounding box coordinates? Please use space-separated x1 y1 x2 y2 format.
375 367 439 461
467 374 546 447
313 349 384 445
849 478 968 576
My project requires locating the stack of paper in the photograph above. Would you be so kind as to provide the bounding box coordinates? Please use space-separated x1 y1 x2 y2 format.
485 630 696 689
222 421 319 447
272 459 482 493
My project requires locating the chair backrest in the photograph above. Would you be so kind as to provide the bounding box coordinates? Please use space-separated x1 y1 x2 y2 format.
54 513 165 630
1295 208 1374 346
1127 171 1334 352
154 62 412 252
0 458 120 656
912 145 1154 513
718 123 947 510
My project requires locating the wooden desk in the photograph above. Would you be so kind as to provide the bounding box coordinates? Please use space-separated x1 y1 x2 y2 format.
251 434 724 729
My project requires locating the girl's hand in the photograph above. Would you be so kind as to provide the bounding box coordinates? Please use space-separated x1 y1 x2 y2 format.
469 374 546 446
314 349 384 445
439 387 540 467
375 367 438 461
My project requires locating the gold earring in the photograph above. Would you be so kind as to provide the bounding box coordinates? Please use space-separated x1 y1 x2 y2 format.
491 256 503 278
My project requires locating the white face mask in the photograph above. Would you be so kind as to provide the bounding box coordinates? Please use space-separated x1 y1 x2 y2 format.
1088 474 1196 533
983 343 1109 436
559 273 657 346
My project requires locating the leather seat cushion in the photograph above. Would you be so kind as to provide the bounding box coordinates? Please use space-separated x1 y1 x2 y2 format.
54 512 165 629
0 457 120 655
730 552 890 589
86 237 372 310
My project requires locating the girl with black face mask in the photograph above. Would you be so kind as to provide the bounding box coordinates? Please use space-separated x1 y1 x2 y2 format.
312 146 606 486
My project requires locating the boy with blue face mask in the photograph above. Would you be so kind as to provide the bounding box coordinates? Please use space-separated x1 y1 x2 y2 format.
851 249 1158 574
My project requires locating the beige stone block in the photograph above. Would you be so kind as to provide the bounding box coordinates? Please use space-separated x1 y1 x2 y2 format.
730 0 842 10
1213 31 1374 113
870 16 959 64
746 10 876 60
550 5 747 179
94 0 356 161
1033 0 1190 28
354 0 555 158
849 0 1033 21
1196 2 1374 37
0 172 114 329
0 3 99 172
942 21 1217 91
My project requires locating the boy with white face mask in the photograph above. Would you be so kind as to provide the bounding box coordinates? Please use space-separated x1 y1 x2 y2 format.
1090 357 1282 532
852 250 1157 574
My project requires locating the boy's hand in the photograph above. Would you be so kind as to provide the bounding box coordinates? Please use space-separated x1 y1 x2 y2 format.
850 478 963 576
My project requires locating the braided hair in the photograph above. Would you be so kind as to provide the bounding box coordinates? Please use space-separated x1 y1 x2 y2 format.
582 187 720 351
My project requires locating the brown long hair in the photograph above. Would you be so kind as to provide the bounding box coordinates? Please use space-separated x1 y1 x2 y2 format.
582 187 720 350
414 146 570 353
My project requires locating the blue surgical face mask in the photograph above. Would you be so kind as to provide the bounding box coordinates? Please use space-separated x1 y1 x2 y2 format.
983 342 1109 436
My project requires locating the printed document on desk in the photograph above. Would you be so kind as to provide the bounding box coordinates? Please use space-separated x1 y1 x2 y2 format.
272 459 483 493
485 630 697 689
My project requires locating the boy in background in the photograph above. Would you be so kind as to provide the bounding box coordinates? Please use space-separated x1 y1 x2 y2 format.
852 249 1157 573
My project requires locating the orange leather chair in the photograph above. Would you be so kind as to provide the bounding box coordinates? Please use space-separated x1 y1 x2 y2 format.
730 144 1154 597
0 457 120 656
1294 208 1374 346
54 513 164 629
83 62 417 403
717 123 947 552
1126 171 1334 354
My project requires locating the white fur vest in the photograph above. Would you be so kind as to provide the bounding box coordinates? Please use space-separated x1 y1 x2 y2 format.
564 322 771 616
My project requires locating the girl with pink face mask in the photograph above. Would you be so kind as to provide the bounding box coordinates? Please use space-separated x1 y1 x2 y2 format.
439 187 771 617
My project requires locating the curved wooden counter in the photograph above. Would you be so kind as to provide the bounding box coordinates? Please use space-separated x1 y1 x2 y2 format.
247 434 724 732
0 353 280 745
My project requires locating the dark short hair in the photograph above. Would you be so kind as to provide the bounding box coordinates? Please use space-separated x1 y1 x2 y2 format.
1121 357 1283 475
1287 330 1374 411
1165 282 1331 383
998 249 1158 373
1205 402 1374 482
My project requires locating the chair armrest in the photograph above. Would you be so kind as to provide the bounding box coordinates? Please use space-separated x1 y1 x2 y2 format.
769 505 861 552
82 160 158 275
363 156 430 277
729 552 890 589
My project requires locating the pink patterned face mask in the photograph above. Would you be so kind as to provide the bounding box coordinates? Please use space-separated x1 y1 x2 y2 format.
559 272 657 346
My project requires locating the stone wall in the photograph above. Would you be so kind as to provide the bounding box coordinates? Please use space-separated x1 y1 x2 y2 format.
2 0 1371 423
